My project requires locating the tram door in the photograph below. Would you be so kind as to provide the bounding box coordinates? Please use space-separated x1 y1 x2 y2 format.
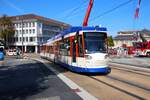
72 40 76 63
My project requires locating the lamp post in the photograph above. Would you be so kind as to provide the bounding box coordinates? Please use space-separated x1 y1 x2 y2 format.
21 17 24 57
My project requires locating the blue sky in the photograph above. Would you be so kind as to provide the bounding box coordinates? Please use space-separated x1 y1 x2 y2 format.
0 0 150 36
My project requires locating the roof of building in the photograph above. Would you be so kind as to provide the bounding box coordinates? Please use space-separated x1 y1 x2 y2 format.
8 14 71 28
140 29 150 34
115 29 150 41
118 29 150 35
114 35 137 41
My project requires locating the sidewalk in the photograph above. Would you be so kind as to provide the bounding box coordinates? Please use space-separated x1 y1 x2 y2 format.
110 57 150 68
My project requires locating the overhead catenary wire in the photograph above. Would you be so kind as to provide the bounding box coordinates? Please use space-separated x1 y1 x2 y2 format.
90 0 133 23
63 0 88 19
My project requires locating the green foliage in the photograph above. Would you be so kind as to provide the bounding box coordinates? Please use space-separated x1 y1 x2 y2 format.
0 15 15 48
107 36 114 47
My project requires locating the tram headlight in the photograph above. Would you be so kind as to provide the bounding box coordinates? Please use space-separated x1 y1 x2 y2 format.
85 55 92 60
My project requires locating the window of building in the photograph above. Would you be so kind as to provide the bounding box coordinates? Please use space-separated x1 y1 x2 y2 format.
19 30 21 34
20 37 22 42
38 23 42 28
33 37 36 42
26 37 28 42
23 37 25 42
19 23 21 28
23 30 25 34
30 37 33 42
12 23 15 27
26 23 28 27
16 37 18 42
26 30 28 34
29 22 31 27
33 29 35 33
29 29 32 34
23 23 25 27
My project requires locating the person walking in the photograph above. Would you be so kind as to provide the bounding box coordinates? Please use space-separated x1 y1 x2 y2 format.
0 48 5 66
16 47 20 59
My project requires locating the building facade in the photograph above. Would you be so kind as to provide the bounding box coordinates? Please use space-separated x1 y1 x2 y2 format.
114 29 150 48
9 14 70 53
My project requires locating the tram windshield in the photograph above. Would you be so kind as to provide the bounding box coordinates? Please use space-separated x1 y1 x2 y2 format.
84 32 107 54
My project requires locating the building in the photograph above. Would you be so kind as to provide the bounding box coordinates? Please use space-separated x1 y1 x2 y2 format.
9 14 70 53
114 29 150 48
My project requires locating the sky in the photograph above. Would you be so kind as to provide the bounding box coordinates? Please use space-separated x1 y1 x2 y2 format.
0 0 150 36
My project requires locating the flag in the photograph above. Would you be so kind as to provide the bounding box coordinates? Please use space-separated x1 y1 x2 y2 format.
134 0 141 19
135 7 139 18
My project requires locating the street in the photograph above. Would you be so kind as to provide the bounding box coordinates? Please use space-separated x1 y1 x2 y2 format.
0 54 150 100
0 56 82 100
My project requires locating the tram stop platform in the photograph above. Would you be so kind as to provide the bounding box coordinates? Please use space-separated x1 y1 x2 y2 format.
0 57 83 100
109 57 150 69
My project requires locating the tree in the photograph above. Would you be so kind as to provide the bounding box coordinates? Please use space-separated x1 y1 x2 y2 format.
107 36 114 47
0 15 15 48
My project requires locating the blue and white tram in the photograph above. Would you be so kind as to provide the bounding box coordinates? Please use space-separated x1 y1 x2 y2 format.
40 26 111 73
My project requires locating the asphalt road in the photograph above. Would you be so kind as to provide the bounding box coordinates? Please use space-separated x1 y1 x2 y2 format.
0 57 82 100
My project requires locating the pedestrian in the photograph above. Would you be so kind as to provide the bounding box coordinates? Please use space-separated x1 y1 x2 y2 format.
0 48 5 66
16 47 20 59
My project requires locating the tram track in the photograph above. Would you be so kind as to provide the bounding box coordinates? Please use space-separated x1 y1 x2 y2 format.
37 57 150 99
105 75 150 92
109 62 150 76
89 76 146 100
87 69 150 100
110 66 150 77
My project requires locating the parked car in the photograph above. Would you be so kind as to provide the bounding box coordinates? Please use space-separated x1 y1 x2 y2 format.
7 49 16 56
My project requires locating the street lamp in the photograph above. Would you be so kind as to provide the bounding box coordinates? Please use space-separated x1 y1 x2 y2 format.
21 17 24 57
16 16 24 58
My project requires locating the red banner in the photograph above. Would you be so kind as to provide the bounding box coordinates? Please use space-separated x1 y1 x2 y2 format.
134 0 141 19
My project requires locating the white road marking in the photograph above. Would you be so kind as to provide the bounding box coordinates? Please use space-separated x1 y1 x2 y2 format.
36 96 61 100
34 58 98 100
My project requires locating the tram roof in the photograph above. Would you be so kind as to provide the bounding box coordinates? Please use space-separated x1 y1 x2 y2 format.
47 26 107 44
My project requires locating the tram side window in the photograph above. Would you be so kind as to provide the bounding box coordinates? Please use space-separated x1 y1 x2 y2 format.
58 37 71 56
48 46 50 53
59 40 63 55
49 46 54 54
65 38 70 56
78 36 84 57
59 39 66 56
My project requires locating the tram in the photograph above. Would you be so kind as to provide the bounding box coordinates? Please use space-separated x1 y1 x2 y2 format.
40 26 111 73
40 0 111 73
